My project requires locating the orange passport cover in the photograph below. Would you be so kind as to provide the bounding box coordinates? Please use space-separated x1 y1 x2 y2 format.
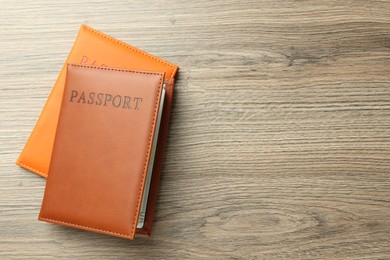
39 64 164 240
16 24 178 178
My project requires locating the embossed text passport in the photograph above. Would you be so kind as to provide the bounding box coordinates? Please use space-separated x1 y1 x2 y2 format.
39 64 166 239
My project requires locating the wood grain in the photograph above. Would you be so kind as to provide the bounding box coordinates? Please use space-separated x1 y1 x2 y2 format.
1 0 389 258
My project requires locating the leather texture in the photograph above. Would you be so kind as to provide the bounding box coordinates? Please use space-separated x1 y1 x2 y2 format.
17 25 179 236
39 64 164 240
16 24 178 178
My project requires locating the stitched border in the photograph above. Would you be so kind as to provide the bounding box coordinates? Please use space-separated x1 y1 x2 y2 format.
40 64 163 238
16 161 48 178
69 64 163 76
131 67 162 236
82 25 178 79
39 217 132 238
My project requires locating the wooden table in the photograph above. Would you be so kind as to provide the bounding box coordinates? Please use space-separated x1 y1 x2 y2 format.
1 0 389 258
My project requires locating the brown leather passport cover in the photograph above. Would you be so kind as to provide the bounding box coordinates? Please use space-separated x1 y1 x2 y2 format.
16 24 178 178
39 64 164 240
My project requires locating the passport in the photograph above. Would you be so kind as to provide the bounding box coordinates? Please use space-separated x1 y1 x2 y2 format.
39 64 165 239
17 25 179 237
